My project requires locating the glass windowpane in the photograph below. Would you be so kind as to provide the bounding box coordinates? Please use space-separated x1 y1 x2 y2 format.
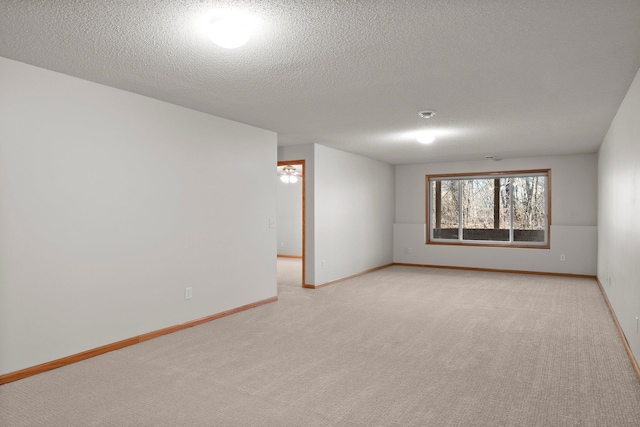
431 180 459 240
512 176 546 242
428 172 548 246
461 179 509 241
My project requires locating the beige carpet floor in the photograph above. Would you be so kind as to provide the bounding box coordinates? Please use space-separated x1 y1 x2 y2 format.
1 260 639 426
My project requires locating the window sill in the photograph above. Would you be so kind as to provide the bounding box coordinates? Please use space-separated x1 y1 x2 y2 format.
426 240 550 249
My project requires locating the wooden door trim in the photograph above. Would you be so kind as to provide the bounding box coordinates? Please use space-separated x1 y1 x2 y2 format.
278 160 306 287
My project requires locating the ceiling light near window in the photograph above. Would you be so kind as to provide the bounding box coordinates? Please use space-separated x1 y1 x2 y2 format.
207 12 256 49
417 131 436 144
416 109 437 143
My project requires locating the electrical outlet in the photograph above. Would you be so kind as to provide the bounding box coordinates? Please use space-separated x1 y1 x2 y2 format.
280 241 285 247
560 254 566 262
322 260 326 269
407 247 413 254
185 287 192 300
269 218 276 228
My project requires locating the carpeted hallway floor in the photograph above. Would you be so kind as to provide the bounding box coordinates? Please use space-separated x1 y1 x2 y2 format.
1 259 639 426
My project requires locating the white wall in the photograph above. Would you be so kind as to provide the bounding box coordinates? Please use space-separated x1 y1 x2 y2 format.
278 144 395 285
0 57 277 376
598 66 640 366
394 154 597 275
277 174 303 256
314 145 395 284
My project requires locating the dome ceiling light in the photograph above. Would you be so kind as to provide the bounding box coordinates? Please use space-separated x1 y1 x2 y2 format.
417 110 437 144
417 131 436 144
206 12 257 49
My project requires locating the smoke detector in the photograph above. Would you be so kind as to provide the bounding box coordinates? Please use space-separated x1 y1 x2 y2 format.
418 110 436 119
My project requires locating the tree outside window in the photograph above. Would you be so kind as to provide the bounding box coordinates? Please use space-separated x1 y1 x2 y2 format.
427 170 550 247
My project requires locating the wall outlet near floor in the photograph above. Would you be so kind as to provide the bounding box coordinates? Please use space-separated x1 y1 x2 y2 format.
322 260 326 269
406 247 413 254
280 241 285 248
560 254 566 262
636 317 639 334
185 287 192 300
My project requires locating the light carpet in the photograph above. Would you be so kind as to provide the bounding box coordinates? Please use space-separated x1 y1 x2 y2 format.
1 260 639 426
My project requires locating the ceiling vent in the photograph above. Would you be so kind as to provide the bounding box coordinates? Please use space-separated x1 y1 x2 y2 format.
418 110 436 119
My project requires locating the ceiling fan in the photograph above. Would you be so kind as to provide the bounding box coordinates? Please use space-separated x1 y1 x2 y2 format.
278 165 302 184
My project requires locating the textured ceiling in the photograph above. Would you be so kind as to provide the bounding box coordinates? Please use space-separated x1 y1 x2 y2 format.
1 0 640 165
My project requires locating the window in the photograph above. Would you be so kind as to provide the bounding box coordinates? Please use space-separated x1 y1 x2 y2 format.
427 170 550 248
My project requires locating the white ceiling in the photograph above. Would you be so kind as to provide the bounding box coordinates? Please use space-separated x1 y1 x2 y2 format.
1 0 640 165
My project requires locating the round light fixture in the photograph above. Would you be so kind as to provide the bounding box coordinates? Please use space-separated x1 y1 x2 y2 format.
280 175 299 184
418 110 436 119
278 165 300 184
207 12 256 49
417 131 436 144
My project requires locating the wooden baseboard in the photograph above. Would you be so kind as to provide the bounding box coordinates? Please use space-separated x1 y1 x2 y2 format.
304 263 394 289
393 263 596 279
277 255 303 259
0 337 139 386
594 278 640 382
0 296 278 386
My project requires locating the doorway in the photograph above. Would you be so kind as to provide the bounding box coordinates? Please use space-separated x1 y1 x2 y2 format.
276 160 305 287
